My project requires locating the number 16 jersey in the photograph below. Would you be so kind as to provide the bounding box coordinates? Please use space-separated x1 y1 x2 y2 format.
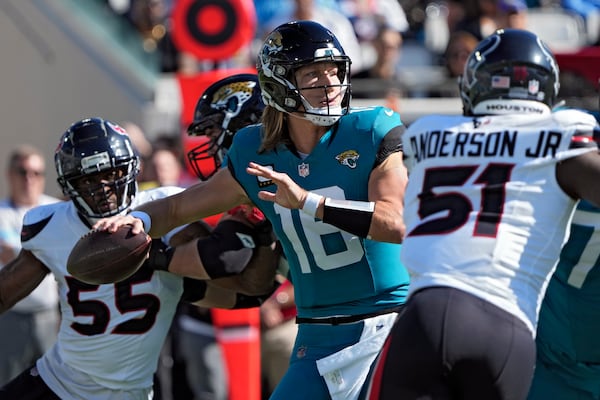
225 106 410 319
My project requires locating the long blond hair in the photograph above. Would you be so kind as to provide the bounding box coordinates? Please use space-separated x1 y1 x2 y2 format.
259 105 291 153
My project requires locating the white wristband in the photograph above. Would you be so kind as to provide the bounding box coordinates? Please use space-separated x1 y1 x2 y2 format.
301 192 323 218
129 210 152 233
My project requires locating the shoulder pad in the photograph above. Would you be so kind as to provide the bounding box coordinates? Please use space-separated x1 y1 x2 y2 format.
570 128 598 150
21 214 53 242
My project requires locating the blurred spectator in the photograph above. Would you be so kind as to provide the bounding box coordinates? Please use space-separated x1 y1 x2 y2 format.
445 0 469 33
498 0 529 29
127 0 179 72
148 147 183 187
258 0 366 73
0 145 60 385
260 279 297 399
141 134 195 189
353 19 404 99
336 0 409 40
455 0 529 40
444 31 478 79
355 19 404 81
120 121 153 186
429 30 479 97
121 121 153 160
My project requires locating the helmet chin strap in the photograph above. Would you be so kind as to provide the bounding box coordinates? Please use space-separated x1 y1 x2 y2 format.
300 107 343 126
297 91 346 126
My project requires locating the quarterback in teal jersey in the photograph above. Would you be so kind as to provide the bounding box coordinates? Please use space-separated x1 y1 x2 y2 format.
94 21 410 400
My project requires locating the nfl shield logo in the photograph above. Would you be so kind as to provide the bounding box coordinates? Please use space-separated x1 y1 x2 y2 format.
298 163 310 177
528 79 540 95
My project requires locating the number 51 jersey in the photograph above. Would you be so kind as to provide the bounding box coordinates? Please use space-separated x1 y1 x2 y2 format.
401 109 598 335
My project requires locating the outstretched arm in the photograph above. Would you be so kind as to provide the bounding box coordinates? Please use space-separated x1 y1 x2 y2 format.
185 279 279 309
94 168 250 237
0 250 49 313
146 208 280 296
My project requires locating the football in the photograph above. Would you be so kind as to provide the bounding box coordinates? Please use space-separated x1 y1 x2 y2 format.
67 225 152 285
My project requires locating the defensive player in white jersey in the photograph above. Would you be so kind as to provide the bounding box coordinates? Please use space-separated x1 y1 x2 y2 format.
94 21 410 400
364 29 600 400
0 118 278 400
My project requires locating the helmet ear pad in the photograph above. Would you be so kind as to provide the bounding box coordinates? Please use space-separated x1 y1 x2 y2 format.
258 71 299 113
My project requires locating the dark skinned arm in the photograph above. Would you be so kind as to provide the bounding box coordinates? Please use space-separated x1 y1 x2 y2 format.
0 249 49 313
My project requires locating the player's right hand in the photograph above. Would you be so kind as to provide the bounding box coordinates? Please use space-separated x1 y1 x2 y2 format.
93 214 144 235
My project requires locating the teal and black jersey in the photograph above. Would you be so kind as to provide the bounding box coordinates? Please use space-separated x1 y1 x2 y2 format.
536 200 600 365
225 106 409 319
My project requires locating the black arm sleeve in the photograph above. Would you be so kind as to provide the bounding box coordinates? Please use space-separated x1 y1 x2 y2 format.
374 125 405 168
181 277 209 303
197 219 274 279
143 238 174 271
232 281 280 309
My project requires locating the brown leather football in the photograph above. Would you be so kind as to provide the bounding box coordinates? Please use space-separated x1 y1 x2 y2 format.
67 225 151 285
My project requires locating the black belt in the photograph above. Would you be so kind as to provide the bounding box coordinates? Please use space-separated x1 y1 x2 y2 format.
295 306 403 326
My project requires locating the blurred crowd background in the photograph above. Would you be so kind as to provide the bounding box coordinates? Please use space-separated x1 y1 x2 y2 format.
0 2 599 398
1 0 599 200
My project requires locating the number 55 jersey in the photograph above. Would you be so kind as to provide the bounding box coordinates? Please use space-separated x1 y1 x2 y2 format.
20 186 184 397
400 109 598 335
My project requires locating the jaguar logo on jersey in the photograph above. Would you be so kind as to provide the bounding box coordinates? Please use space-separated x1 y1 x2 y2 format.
256 164 275 188
335 150 359 169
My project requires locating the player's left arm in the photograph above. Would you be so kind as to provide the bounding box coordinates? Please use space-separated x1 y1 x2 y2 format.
0 249 49 313
146 209 280 295
181 276 279 309
363 153 407 243
205 240 281 296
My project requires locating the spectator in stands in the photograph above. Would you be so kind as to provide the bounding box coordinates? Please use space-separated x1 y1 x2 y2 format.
429 30 479 97
353 18 404 99
142 135 195 189
127 0 179 72
498 0 529 29
335 0 409 41
120 121 154 187
0 145 60 385
445 30 479 78
455 0 529 40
